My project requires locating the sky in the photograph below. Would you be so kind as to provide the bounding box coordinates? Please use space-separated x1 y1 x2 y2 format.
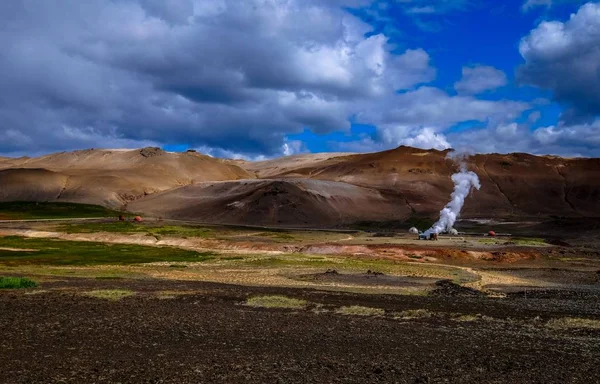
1 0 599 159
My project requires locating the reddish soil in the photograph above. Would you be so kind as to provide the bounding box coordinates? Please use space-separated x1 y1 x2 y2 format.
1 278 599 383
299 243 543 264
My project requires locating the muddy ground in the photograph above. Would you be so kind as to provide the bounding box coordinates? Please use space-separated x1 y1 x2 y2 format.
1 278 599 384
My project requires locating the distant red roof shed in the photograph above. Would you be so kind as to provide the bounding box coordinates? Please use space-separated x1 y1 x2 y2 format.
134 216 143 222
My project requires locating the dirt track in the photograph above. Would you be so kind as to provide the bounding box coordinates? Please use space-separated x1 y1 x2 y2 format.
1 278 599 383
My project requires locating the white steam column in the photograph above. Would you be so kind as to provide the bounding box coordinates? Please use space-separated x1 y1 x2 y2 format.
424 160 481 236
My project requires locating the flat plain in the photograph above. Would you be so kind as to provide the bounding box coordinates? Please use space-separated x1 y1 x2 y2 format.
1 203 599 383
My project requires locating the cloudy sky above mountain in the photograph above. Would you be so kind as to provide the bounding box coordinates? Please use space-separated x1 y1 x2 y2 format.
0 0 598 158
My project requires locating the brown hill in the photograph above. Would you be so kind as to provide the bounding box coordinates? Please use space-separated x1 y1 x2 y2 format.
0 146 598 226
0 148 252 208
128 179 411 227
0 169 68 202
233 146 600 220
238 153 354 178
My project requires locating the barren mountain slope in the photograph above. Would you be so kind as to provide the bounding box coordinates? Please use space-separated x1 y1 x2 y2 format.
465 153 573 217
238 153 354 178
0 146 597 225
237 146 600 218
0 148 252 207
128 179 412 226
556 157 600 215
0 169 68 202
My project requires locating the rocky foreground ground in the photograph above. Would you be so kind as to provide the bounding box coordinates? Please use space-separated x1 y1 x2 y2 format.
1 278 599 384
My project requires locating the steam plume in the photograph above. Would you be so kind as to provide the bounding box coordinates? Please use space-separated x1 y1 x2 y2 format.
424 153 480 235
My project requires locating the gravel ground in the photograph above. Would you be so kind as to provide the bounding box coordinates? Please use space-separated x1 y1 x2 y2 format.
1 278 599 384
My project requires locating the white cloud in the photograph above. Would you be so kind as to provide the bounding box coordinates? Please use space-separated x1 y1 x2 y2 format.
448 119 600 157
407 6 436 14
495 122 518 137
528 110 542 123
358 86 530 128
448 123 531 154
454 65 508 95
282 140 306 156
521 0 552 12
398 0 470 15
533 121 600 148
331 83 532 154
194 139 306 160
193 146 268 161
397 127 450 150
518 2 600 122
331 126 451 152
2 0 587 159
336 115 600 158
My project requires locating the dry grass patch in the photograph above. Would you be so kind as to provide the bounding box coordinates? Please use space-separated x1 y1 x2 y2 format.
453 314 495 322
547 317 600 330
155 290 196 300
82 289 135 301
335 305 385 317
24 289 50 295
394 309 436 320
311 303 328 314
454 314 479 322
245 295 308 309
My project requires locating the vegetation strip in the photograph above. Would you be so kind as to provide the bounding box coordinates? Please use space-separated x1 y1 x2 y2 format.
0 202 124 220
82 289 135 301
0 276 37 289
547 317 600 330
335 305 385 316
0 236 215 266
245 295 308 309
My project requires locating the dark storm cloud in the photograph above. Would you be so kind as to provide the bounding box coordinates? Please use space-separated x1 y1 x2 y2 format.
0 0 443 156
518 2 600 123
0 0 558 158
139 0 195 24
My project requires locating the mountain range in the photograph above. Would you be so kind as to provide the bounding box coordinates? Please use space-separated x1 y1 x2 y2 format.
1 146 598 227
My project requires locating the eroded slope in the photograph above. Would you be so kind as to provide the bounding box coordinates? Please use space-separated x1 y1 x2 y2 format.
0 148 252 207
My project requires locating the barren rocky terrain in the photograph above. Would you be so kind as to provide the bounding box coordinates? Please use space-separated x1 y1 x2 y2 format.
1 278 599 384
1 211 599 383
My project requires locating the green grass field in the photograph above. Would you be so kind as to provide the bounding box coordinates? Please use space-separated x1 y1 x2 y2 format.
0 236 215 266
60 222 214 238
0 276 38 289
0 202 124 220
59 222 307 243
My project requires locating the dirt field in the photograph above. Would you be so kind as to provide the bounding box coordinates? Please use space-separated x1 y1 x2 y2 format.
1 277 600 384
1 219 600 383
